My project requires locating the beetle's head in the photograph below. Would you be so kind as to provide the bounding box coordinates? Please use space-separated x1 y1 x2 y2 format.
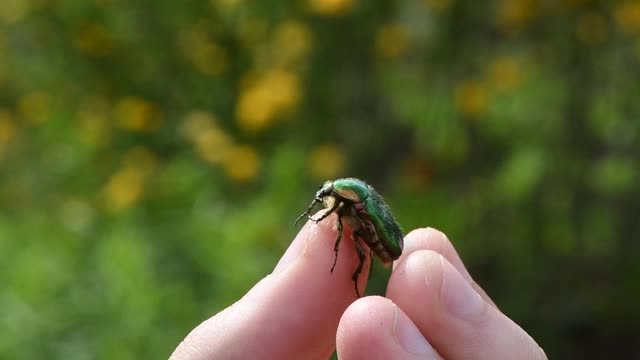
295 181 338 227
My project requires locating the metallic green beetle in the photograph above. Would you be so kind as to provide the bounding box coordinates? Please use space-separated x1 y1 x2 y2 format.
295 178 404 297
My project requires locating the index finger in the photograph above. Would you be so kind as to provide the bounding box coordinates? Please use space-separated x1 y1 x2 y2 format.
171 214 370 360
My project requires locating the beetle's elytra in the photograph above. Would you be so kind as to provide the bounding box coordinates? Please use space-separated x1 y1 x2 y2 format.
295 178 404 297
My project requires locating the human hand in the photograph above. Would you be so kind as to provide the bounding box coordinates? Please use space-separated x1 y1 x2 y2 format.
170 216 546 359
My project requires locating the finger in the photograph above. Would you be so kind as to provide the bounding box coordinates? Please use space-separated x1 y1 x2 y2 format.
387 250 547 360
336 296 443 360
394 228 469 278
396 228 497 307
170 214 370 360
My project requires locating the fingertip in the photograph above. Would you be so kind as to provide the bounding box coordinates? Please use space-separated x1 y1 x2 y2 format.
337 296 395 360
394 228 470 279
275 211 353 270
337 297 391 353
337 296 441 360
387 250 544 359
389 250 445 303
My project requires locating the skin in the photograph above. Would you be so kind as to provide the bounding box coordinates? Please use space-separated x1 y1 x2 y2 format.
170 214 547 360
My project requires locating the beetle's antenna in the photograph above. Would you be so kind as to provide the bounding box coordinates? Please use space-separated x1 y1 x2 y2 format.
295 198 319 226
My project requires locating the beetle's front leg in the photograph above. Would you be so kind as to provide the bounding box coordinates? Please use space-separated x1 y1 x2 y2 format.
312 201 341 223
295 197 320 226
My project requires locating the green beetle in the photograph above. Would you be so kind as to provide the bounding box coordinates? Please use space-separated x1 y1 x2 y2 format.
295 178 403 297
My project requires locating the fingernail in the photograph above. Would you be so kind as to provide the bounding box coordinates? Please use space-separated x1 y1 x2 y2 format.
440 254 486 319
392 304 438 355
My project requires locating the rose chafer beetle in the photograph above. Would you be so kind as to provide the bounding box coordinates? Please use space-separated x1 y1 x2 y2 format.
295 178 403 297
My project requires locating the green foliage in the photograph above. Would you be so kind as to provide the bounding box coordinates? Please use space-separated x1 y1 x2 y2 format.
1 0 639 358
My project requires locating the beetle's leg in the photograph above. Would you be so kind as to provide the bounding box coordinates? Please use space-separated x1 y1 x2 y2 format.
312 201 340 223
367 250 374 280
352 232 367 298
330 215 343 274
295 198 320 226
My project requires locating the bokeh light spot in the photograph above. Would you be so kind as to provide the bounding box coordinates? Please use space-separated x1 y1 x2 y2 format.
74 23 113 56
454 80 488 118
308 0 354 16
77 97 111 147
103 167 145 212
487 57 523 92
178 24 228 76
308 144 345 180
424 0 453 11
236 69 301 132
274 21 313 66
222 145 260 182
614 1 640 34
18 92 51 124
577 12 608 45
0 0 30 24
497 0 538 33
115 97 161 132
375 24 409 59
182 111 235 165
0 108 16 159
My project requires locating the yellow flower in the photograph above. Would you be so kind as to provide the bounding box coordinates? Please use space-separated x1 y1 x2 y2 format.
308 144 345 180
487 57 522 92
615 2 640 35
196 128 234 165
497 0 538 33
424 0 453 11
210 0 242 11
273 21 313 66
0 108 15 143
114 97 161 132
237 19 269 48
565 0 588 8
455 80 488 118
74 23 113 56
375 24 409 59
181 110 218 142
181 110 234 165
0 108 16 158
308 0 354 16
236 69 301 132
222 144 260 182
122 146 157 177
577 12 608 45
103 167 145 212
0 0 30 24
18 91 51 124
178 24 227 76
77 97 111 147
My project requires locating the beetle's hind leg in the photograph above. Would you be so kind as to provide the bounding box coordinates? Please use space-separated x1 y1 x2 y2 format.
367 250 374 280
330 215 343 274
351 232 367 298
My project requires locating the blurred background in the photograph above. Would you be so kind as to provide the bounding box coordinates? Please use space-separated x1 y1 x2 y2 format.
1 0 639 358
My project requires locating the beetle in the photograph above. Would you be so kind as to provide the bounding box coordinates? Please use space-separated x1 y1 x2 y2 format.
295 178 403 297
